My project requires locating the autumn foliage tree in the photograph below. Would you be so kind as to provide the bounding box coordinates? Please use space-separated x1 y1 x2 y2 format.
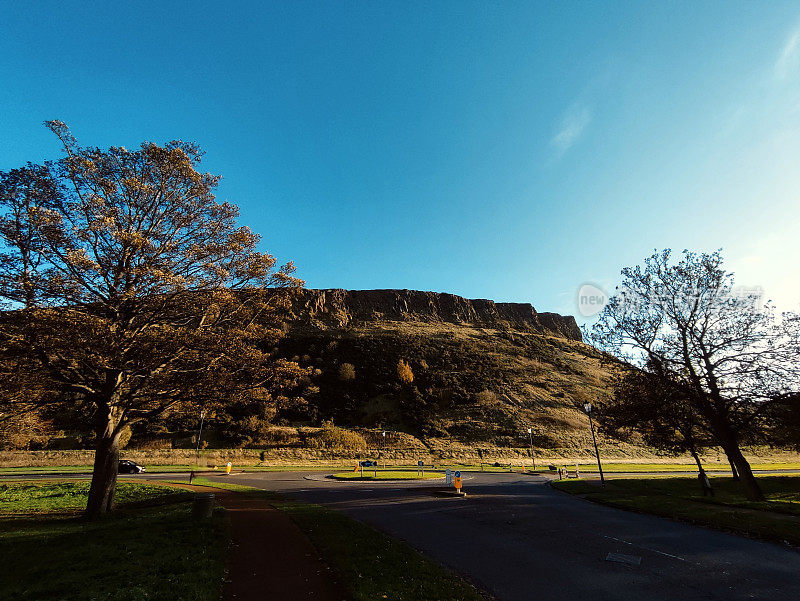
397 359 414 384
0 121 304 517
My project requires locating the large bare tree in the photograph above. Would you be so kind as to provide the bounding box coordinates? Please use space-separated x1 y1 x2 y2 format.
0 121 303 517
591 249 800 501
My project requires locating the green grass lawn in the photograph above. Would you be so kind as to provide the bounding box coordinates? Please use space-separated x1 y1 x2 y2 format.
568 461 800 473
0 464 362 474
330 469 444 480
3 460 797 476
553 475 800 545
0 480 183 513
186 477 486 601
0 481 226 601
0 464 208 475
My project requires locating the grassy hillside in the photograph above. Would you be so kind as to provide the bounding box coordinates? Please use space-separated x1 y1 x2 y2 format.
276 321 612 449
3 289 619 454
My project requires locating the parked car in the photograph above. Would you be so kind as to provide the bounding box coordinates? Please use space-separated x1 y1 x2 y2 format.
118 459 146 474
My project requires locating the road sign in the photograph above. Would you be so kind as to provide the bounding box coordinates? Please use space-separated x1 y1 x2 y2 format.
360 460 375 467
454 470 462 491
418 460 424 466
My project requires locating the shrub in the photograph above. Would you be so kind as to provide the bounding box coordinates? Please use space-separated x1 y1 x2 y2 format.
475 390 497 404
308 421 366 450
397 359 414 384
338 363 356 381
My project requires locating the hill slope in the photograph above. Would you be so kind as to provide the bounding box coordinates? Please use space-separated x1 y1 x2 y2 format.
272 289 611 449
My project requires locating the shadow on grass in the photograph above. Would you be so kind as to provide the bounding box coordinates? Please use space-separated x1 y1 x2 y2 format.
0 483 226 601
553 475 800 547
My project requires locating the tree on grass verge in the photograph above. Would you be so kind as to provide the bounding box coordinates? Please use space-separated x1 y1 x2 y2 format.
0 121 304 517
599 358 716 491
591 249 800 501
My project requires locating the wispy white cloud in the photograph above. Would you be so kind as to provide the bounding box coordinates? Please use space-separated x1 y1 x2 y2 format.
774 26 800 80
552 105 591 156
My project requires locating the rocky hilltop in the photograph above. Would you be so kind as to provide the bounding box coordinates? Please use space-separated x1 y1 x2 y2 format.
282 288 582 341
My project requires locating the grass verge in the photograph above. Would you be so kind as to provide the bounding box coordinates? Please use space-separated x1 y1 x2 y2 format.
3 461 798 476
0 480 184 513
184 477 487 601
552 475 800 546
330 470 443 480
567 462 800 473
0 481 226 601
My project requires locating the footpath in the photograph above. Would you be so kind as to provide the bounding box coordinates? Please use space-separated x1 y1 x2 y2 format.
161 483 346 601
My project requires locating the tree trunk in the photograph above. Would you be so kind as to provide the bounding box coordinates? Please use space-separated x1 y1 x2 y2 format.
85 409 121 519
722 444 764 501
689 448 703 471
728 457 740 481
689 447 706 494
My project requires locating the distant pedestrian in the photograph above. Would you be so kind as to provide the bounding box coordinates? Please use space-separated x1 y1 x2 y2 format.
189 470 195 484
698 470 714 497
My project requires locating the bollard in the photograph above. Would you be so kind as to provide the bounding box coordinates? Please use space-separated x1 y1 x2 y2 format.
192 492 215 519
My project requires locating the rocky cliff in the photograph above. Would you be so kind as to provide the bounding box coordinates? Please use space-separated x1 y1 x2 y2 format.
282 288 582 341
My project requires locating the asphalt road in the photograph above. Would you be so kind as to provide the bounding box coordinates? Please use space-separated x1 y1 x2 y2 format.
226 471 800 601
6 469 800 600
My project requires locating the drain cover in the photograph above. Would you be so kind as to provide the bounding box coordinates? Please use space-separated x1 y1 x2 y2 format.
605 552 642 566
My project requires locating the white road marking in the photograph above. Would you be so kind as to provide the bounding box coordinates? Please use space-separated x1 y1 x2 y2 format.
603 535 687 562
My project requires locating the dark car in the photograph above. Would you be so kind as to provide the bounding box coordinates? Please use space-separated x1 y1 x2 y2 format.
118 460 146 474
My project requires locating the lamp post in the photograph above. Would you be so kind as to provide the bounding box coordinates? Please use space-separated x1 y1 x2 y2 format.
195 410 206 453
584 402 605 486
527 427 535 470
382 431 386 469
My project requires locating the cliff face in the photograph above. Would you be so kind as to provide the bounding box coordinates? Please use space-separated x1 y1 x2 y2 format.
283 289 582 341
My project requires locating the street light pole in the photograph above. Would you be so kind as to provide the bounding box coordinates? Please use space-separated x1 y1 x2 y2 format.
195 410 206 453
527 427 535 470
382 431 386 469
584 403 605 486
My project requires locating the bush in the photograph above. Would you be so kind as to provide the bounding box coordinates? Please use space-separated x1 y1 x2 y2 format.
338 363 356 381
397 359 414 384
308 421 366 450
475 390 497 404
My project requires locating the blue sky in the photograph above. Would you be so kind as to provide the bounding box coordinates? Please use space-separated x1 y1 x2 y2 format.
2 2 799 320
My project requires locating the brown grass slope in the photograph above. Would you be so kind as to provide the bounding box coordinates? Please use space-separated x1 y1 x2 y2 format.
276 319 612 449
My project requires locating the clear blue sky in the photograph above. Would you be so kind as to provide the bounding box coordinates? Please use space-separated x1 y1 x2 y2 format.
2 2 799 320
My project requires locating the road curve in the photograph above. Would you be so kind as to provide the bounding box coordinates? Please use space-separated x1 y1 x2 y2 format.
5 469 799 600
226 470 800 601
